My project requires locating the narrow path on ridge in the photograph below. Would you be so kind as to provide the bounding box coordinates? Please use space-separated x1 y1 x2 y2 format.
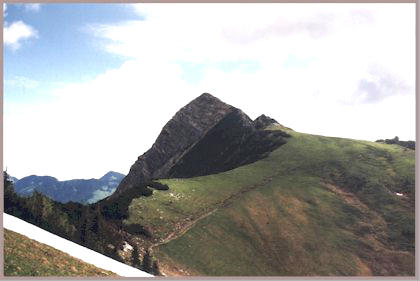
148 171 282 255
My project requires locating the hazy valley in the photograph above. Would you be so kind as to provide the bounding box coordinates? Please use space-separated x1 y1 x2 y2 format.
11 171 125 204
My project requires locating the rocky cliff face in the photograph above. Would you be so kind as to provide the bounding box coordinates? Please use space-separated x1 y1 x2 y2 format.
167 109 289 178
111 93 234 198
253 114 279 130
109 93 290 202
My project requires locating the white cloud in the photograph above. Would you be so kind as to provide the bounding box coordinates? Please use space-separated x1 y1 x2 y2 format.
24 4 41 12
3 4 415 180
352 66 411 104
92 4 414 87
3 59 197 180
4 21 38 51
3 3 7 17
90 4 414 110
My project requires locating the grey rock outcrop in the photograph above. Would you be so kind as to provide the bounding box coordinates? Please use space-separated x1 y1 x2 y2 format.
111 93 234 198
108 93 290 206
253 114 279 130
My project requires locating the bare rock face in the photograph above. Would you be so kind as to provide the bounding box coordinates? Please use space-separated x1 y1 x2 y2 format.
167 109 289 178
253 114 279 130
104 93 290 219
111 93 234 198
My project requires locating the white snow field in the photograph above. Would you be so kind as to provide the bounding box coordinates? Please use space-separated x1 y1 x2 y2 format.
3 213 153 277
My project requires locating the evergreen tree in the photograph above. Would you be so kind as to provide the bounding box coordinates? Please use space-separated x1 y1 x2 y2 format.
131 245 140 268
141 249 152 272
4 172 14 201
151 260 160 275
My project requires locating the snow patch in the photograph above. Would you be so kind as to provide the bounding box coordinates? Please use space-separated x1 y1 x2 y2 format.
3 213 153 277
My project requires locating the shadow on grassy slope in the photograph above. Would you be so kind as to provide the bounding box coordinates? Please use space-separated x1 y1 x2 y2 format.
126 127 415 276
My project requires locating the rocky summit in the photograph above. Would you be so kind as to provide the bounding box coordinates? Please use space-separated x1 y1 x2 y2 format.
110 93 290 199
253 114 279 130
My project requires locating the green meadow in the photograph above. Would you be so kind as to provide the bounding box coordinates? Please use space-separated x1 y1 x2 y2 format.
125 126 415 276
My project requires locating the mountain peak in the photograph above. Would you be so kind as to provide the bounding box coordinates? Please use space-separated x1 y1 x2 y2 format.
183 93 232 115
197 92 216 99
194 92 224 103
174 93 232 123
110 93 290 201
100 171 125 181
111 93 235 199
24 175 59 182
253 114 279 130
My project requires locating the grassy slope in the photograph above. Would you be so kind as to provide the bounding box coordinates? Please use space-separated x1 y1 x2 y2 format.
4 229 117 277
125 127 415 276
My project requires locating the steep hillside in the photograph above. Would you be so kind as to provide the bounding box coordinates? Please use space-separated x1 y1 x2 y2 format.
14 171 124 204
4 229 117 277
105 93 289 218
111 94 288 197
4 93 415 277
124 126 415 276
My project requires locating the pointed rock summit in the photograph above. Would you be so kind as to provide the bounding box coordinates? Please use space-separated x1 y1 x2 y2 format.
112 93 235 197
109 93 290 206
253 114 279 130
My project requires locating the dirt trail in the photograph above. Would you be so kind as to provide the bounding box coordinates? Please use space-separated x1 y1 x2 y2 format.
148 172 282 255
150 208 218 252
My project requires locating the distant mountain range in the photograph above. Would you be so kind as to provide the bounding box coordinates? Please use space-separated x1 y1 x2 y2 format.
12 171 125 204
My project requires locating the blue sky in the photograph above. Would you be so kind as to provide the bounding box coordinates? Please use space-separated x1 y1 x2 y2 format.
3 4 416 180
4 4 138 104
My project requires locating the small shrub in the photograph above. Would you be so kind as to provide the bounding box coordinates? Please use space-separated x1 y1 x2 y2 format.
147 181 169 191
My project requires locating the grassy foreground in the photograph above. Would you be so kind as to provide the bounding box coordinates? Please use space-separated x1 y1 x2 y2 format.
125 126 415 276
4 229 117 277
